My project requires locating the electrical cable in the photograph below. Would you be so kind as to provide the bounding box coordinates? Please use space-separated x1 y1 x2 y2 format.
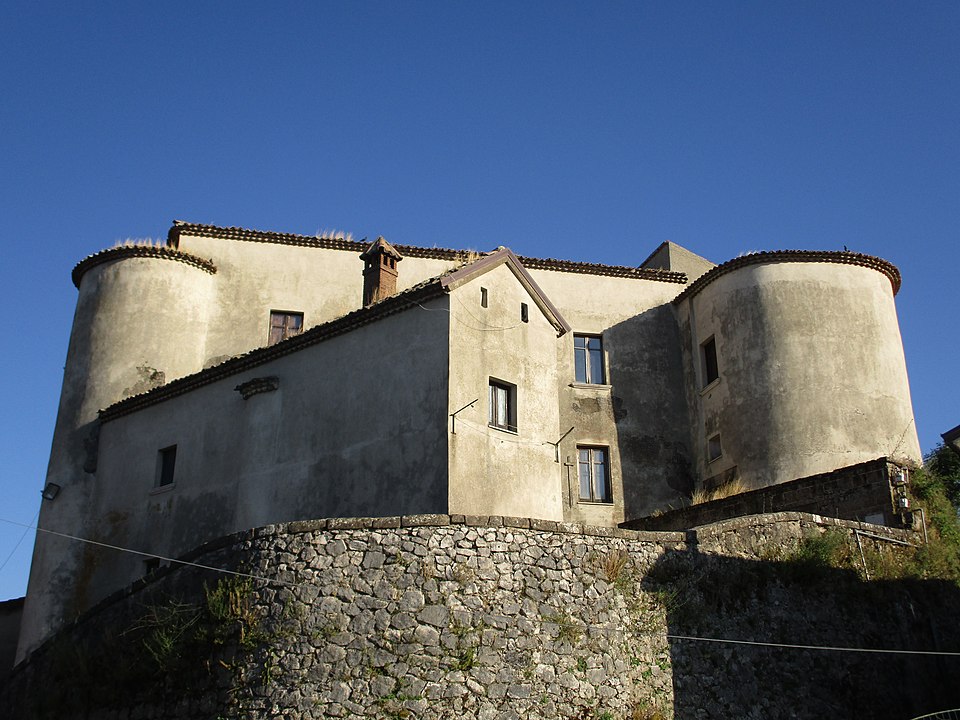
0 510 39 575
664 633 960 657
3 515 958 658
0 516 302 589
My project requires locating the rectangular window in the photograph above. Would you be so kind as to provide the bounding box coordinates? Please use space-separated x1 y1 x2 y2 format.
702 336 719 386
269 311 304 346
707 433 722 462
578 446 611 503
574 334 605 384
488 379 517 432
480 287 488 308
156 445 177 487
520 303 529 323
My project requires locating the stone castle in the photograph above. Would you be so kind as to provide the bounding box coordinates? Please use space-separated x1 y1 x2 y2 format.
15 220 921 663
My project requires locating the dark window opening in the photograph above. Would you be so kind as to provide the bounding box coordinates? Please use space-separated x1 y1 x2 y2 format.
157 445 177 487
702 336 719 386
574 334 605 384
707 433 722 462
578 446 611 503
144 558 161 576
520 303 529 323
481 287 488 308
269 311 304 346
489 379 517 432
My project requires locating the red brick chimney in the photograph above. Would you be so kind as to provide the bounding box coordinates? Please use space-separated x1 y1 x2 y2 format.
360 237 403 307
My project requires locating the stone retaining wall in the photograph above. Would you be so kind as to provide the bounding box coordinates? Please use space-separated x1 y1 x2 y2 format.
3 512 958 720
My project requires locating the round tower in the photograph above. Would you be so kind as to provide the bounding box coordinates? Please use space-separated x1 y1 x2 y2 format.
674 251 921 492
18 245 217 659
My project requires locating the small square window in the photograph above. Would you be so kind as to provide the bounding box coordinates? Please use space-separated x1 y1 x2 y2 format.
269 311 304 346
156 445 177 487
707 434 722 462
144 558 161 576
574 334 605 384
701 336 719 386
488 379 517 433
578 446 611 503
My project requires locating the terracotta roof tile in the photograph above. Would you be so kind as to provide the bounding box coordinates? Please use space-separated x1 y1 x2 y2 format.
672 249 902 304
168 221 687 284
72 245 217 288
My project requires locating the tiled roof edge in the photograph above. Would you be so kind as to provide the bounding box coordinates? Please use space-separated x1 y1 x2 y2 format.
169 221 467 260
99 279 447 422
516 255 687 283
72 245 217 289
672 250 902 305
169 221 687 283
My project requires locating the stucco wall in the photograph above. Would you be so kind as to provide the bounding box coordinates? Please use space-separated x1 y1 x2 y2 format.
676 261 921 491
19 255 217 662
529 270 693 522
176 232 460 364
20 295 451 659
447 265 564 520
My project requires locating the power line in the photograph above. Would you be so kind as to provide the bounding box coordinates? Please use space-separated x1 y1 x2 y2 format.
0 511 38 575
0 516 301 589
2 516 958 658
665 633 960 657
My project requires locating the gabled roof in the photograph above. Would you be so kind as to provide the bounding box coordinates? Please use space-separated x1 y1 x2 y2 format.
168 221 687 284
439 246 571 337
360 236 403 261
98 248 569 422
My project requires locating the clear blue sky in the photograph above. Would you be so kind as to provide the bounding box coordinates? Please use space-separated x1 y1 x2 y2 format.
1 1 958 601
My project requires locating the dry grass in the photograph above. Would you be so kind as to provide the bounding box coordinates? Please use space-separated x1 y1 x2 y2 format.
315 228 355 242
598 549 631 584
112 238 163 248
691 477 748 505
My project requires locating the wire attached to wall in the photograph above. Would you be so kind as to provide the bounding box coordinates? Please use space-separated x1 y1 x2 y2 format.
3 515 958 658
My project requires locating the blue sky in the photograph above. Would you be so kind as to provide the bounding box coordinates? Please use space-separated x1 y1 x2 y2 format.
1 1 958 602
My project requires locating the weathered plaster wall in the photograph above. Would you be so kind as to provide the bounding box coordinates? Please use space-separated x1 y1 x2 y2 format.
29 296 451 656
529 270 693 522
5 514 957 720
19 256 217 661
176 232 459 363
677 261 921 491
447 265 564 520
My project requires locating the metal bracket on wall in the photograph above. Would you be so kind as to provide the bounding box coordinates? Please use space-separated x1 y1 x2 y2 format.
449 398 478 434
548 426 576 463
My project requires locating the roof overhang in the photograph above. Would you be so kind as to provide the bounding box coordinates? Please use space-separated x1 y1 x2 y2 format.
439 247 572 337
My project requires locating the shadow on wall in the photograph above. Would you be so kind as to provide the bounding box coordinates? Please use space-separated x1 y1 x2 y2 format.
605 305 693 520
641 549 960 720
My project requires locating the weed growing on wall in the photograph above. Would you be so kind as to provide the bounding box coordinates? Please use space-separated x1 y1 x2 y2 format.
22 575 275 718
910 467 960 582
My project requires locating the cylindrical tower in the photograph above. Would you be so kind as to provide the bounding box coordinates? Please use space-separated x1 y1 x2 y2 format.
17 245 217 660
675 251 920 492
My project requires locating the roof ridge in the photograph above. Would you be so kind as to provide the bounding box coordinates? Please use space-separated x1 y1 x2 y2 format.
672 249 902 304
169 221 687 284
